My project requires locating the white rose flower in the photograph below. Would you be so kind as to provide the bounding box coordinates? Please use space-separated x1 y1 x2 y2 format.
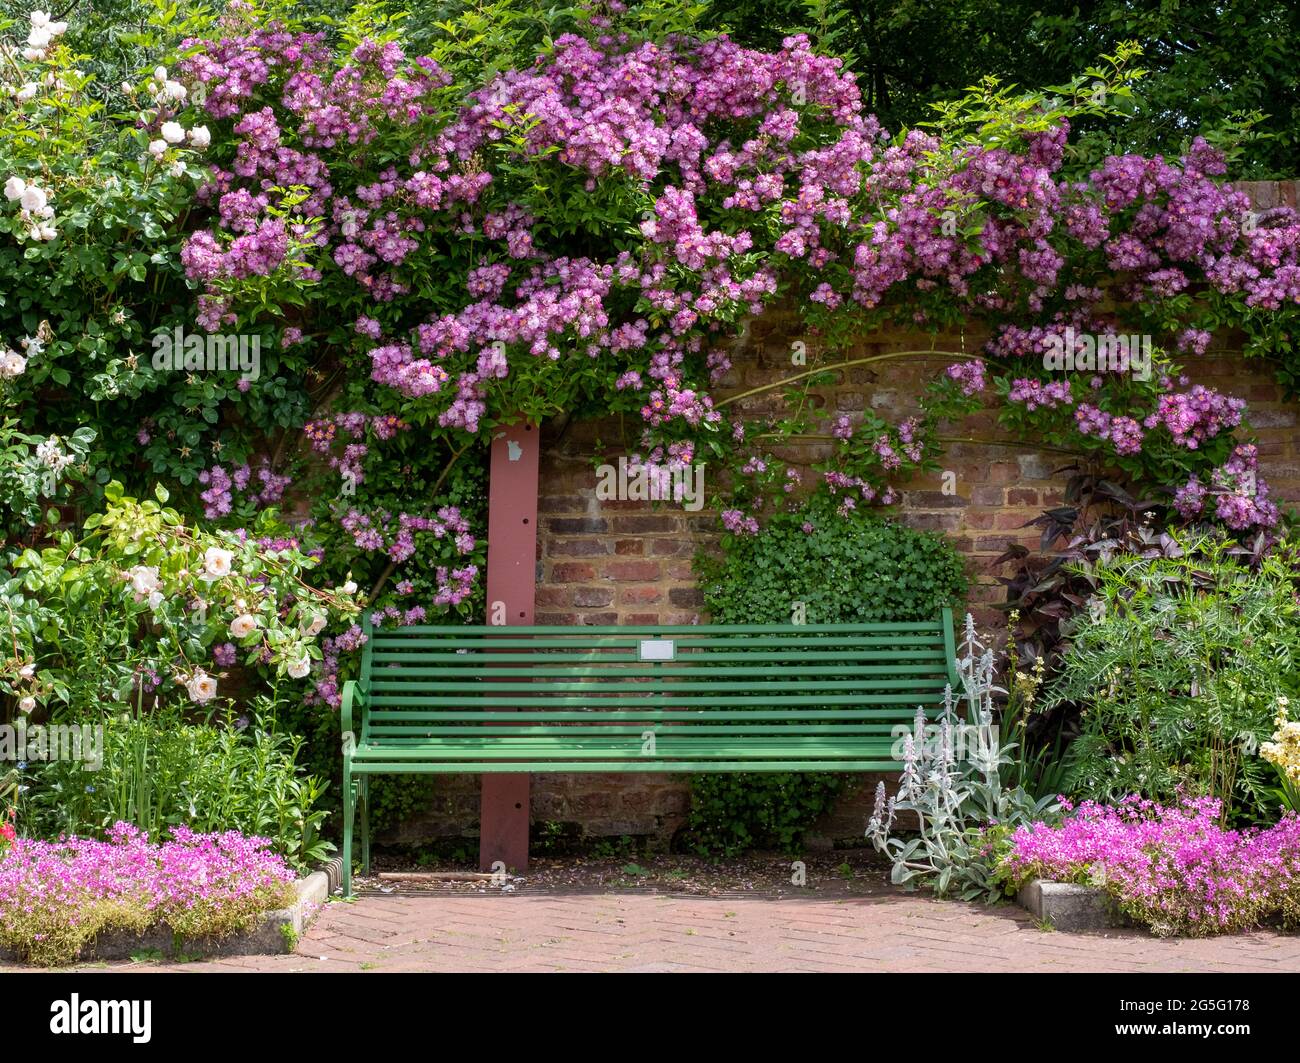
19 184 47 213
229 613 259 639
186 670 218 704
4 176 25 202
160 121 185 144
18 663 35 679
16 83 38 101
147 139 167 158
30 11 65 35
35 437 62 467
21 48 45 62
0 351 25 378
26 29 51 49
286 654 311 679
153 65 168 82
303 613 326 637
188 125 211 149
18 695 36 713
147 589 164 611
127 564 160 598
162 80 187 102
34 223 56 242
202 546 233 579
341 580 358 595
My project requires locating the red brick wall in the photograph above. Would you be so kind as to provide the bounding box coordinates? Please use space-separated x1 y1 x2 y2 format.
391 181 1300 849
536 327 1299 630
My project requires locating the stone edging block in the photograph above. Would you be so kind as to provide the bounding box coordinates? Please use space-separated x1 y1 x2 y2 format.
1016 878 1128 932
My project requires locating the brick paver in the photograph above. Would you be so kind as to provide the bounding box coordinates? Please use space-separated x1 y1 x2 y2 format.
84 884 1300 973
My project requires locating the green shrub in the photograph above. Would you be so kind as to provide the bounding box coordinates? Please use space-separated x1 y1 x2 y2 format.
683 497 969 856
1048 534 1300 822
697 495 969 626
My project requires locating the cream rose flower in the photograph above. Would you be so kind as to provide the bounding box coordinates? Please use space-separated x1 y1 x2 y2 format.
186 670 218 704
229 613 259 639
126 565 160 599
203 546 233 579
0 350 26 378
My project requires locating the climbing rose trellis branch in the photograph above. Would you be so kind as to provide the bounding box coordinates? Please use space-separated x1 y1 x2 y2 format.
175 2 1298 547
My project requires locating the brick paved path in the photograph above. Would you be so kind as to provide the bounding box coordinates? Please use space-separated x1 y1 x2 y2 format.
92 884 1300 973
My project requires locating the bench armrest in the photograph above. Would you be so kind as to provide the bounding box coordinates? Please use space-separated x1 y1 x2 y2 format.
341 679 363 755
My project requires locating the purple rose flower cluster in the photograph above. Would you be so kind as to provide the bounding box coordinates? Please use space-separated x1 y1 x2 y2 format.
197 460 292 519
340 505 475 564
177 9 1299 537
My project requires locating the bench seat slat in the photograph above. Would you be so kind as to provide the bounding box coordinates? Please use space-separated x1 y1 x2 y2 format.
366 686 946 701
363 707 941 721
350 759 904 773
366 678 946 694
369 638 945 653
364 724 909 736
373 622 944 635
356 748 904 758
369 649 947 663
363 662 946 678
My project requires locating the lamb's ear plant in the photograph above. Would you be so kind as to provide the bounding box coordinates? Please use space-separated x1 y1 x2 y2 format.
866 615 1060 902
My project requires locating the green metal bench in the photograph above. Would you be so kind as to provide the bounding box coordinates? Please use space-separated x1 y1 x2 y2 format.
339 610 960 895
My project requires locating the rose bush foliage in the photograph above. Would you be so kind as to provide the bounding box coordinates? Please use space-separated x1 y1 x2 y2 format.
176 1 1298 552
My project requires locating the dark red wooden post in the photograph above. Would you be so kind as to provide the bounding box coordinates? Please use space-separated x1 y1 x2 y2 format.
479 422 538 871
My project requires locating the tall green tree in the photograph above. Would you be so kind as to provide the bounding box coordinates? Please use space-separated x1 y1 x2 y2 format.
705 0 1300 176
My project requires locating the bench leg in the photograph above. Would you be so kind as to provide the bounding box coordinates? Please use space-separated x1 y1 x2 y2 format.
360 775 370 877
342 760 355 899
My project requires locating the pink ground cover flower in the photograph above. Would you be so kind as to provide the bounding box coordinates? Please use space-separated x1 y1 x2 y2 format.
1001 796 1300 936
0 822 295 965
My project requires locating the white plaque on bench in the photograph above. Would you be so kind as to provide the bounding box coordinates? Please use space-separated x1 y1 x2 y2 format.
638 639 676 661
